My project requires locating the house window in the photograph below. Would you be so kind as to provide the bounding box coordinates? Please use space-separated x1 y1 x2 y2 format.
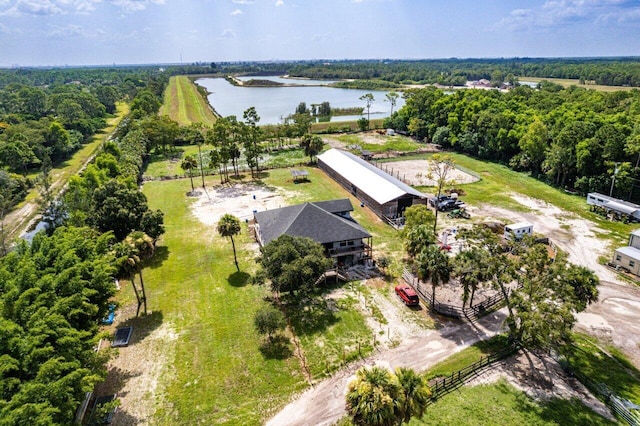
616 255 622 261
630 260 635 268
339 242 347 247
348 241 355 246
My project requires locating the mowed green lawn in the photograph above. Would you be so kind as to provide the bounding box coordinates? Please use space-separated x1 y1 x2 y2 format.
139 167 400 424
160 75 217 126
412 379 617 426
141 178 306 425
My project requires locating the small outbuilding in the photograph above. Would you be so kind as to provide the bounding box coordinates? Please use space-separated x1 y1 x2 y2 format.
612 228 640 275
504 222 533 241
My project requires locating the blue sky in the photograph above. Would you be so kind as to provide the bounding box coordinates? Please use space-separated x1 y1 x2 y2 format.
0 0 638 67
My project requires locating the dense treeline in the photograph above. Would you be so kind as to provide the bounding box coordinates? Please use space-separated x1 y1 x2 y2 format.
0 71 168 424
384 84 640 198
286 58 640 87
0 65 208 213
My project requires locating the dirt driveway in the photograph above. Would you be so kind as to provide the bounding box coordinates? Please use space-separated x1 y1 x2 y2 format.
267 192 640 425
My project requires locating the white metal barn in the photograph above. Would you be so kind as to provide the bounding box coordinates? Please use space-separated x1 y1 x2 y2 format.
317 149 427 221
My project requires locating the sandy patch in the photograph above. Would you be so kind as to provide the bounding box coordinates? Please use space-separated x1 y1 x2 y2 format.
95 312 179 425
191 183 293 226
373 159 480 187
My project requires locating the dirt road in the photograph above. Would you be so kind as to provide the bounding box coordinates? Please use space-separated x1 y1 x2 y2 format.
267 193 640 425
266 310 507 426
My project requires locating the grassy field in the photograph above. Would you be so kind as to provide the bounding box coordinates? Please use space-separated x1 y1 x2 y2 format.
414 379 617 426
141 178 306 424
137 166 407 423
160 76 218 126
332 133 423 153
517 76 634 93
379 152 632 248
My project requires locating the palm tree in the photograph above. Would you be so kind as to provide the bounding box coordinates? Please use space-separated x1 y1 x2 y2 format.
404 224 436 259
181 155 198 193
217 214 242 271
126 231 154 315
359 93 375 130
346 365 401 426
453 248 487 308
113 232 155 316
395 367 431 422
416 245 451 309
385 91 399 116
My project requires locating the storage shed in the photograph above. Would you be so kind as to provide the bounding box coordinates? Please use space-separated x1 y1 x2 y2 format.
504 222 533 241
612 246 640 275
317 149 427 221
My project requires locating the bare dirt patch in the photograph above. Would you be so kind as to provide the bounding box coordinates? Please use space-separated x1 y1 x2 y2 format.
190 183 295 226
94 307 178 425
375 159 480 187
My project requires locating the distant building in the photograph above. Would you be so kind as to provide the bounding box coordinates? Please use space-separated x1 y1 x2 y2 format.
317 148 427 222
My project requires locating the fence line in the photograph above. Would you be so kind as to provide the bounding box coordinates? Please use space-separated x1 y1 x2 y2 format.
402 268 507 322
559 359 640 425
429 344 521 400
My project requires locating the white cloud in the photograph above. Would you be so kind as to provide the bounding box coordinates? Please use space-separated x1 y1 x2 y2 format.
108 0 165 13
230 8 242 15
219 28 236 39
495 0 640 31
45 23 95 38
0 22 22 33
275 0 283 6
232 0 254 4
0 0 104 16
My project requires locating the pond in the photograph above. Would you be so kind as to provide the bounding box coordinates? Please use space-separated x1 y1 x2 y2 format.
195 76 405 125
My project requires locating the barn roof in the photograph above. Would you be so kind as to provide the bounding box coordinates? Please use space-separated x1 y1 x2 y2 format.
317 149 426 205
254 199 370 246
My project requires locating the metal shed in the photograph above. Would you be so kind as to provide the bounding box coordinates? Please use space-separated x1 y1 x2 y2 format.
317 149 426 222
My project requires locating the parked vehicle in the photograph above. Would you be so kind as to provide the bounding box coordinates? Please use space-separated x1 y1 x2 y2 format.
437 199 465 212
428 195 450 207
447 208 470 219
395 285 420 306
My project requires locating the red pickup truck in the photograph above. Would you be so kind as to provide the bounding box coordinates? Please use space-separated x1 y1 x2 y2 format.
395 285 419 306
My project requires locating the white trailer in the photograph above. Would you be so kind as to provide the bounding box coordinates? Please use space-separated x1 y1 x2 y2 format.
504 222 533 241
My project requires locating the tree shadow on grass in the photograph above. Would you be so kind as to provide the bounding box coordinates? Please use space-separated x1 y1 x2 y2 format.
115 310 164 346
145 245 170 270
287 297 339 337
259 334 294 360
228 271 250 287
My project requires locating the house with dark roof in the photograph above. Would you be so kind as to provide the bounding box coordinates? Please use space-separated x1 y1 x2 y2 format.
253 199 372 266
317 149 427 223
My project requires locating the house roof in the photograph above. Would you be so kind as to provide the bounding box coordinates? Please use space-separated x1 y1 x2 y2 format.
631 229 640 238
317 149 426 205
254 200 370 246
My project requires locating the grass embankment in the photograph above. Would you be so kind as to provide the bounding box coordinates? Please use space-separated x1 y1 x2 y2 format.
7 102 129 239
160 75 217 126
137 166 410 423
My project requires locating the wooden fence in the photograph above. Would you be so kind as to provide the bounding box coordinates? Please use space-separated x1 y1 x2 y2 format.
560 360 640 425
429 344 521 400
402 268 507 322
